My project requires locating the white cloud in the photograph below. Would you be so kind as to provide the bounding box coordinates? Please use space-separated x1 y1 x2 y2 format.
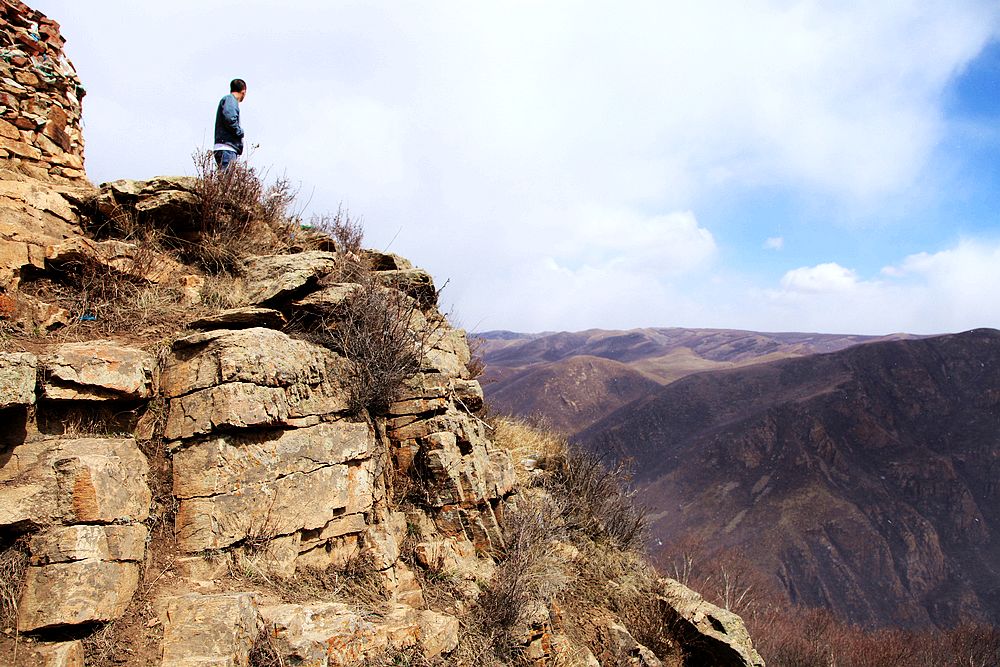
780 263 862 293
28 0 1000 335
764 236 784 251
706 239 1000 335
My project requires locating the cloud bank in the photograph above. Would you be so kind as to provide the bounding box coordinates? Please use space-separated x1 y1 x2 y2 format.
34 0 1000 334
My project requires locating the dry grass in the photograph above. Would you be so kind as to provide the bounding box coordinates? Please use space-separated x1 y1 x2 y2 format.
474 417 687 664
358 646 450 666
0 536 28 632
284 553 390 610
489 417 566 487
21 240 188 340
308 207 364 255
35 403 138 438
199 272 250 311
493 416 646 550
249 626 285 667
465 335 488 381
751 605 1000 667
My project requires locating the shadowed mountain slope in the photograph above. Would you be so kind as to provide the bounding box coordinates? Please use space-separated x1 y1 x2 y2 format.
575 328 1000 629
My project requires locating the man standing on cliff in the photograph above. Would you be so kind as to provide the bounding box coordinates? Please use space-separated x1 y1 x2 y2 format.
213 78 246 170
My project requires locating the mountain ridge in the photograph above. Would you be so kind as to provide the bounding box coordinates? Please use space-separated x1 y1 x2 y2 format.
575 328 1000 628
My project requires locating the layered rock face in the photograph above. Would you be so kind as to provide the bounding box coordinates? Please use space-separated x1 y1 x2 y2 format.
0 176 762 665
0 0 86 182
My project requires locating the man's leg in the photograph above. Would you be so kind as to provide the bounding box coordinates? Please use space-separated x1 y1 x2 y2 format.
214 150 236 170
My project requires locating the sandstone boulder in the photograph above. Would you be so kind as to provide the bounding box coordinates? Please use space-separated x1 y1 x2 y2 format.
174 452 374 552
659 578 765 667
159 593 260 667
376 268 436 308
12 641 85 667
362 250 412 271
0 437 151 529
292 282 360 310
96 177 199 228
41 341 155 400
29 524 147 565
17 560 141 631
0 351 36 407
240 251 338 305
161 328 352 440
187 306 286 331
45 236 186 284
260 602 386 666
258 602 458 666
171 421 373 499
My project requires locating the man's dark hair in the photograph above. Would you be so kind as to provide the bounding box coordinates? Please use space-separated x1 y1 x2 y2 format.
230 78 247 93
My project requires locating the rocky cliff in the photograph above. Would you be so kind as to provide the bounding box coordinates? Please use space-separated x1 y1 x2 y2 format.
0 3 762 666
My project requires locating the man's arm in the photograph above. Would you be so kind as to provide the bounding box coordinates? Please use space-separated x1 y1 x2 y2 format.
221 95 243 139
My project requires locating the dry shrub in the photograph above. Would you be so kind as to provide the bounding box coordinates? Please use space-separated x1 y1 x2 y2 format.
457 491 569 665
749 603 1000 667
360 647 437 667
28 233 186 338
309 206 364 256
465 335 488 381
481 418 678 663
35 402 138 438
0 536 29 631
562 541 682 663
544 445 646 550
200 272 249 311
477 493 568 631
189 150 298 273
306 275 437 415
490 416 647 552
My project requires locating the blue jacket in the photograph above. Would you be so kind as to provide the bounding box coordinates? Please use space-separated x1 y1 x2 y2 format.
214 94 244 154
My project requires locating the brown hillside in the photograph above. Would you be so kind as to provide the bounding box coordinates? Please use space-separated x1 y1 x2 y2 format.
486 354 661 434
576 329 1000 629
479 327 912 435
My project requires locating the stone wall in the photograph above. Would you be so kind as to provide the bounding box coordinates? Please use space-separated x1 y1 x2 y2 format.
0 0 86 182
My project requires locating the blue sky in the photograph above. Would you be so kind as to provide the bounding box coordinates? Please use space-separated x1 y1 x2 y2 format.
32 1 1000 335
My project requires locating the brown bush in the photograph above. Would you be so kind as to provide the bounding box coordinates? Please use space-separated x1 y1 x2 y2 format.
305 274 438 415
188 150 298 273
544 446 646 550
748 600 1000 667
306 207 368 282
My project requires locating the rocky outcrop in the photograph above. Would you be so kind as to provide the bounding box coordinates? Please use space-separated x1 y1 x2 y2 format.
660 580 764 667
0 3 764 664
0 350 36 407
1 437 150 631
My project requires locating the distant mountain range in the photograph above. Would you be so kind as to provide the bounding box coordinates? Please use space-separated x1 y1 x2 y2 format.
478 327 913 434
477 327 1000 628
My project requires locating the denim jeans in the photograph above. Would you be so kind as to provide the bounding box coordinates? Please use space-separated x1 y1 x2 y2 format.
214 149 237 170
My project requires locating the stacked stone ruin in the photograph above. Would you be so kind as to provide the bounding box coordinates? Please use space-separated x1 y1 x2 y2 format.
0 0 86 182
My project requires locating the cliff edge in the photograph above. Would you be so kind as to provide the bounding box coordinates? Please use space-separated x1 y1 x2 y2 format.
0 3 762 666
